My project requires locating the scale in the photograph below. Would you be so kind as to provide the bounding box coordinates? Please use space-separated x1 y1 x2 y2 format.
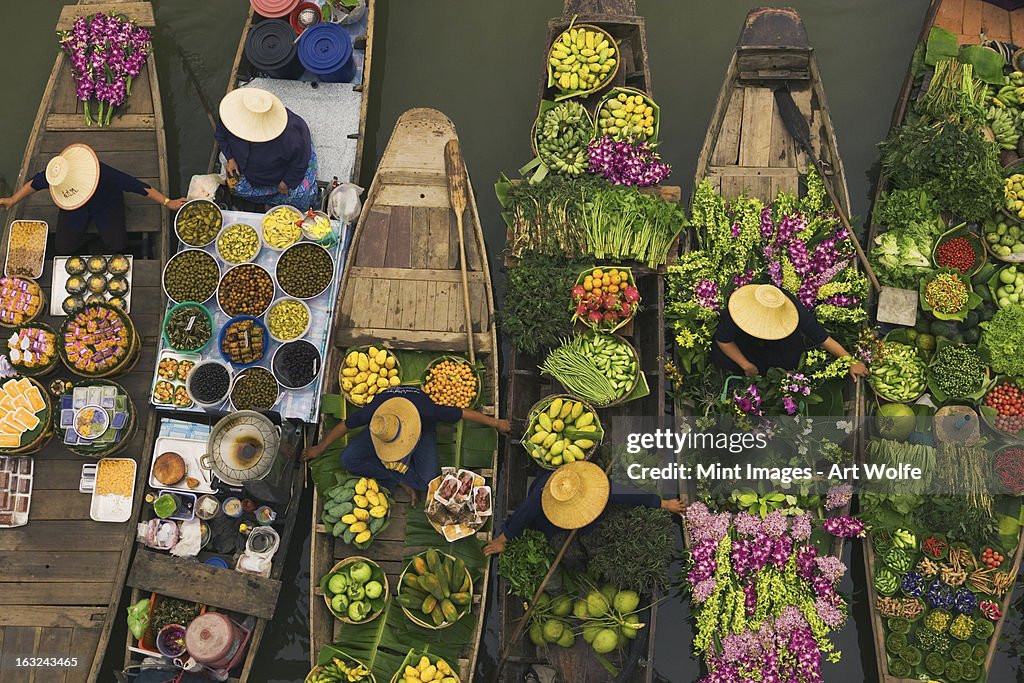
201 411 281 486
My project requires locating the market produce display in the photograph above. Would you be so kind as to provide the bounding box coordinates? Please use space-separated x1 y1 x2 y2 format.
276 242 334 299
262 205 302 249
339 347 400 406
928 344 986 400
982 378 1024 436
321 477 391 548
4 220 47 278
934 233 982 274
869 341 928 402
393 654 459 683
55 381 133 453
320 558 388 623
989 264 1024 309
540 333 637 406
5 325 57 374
307 658 375 683
229 366 278 411
597 89 658 142
216 223 261 264
0 277 44 326
162 303 213 352
533 101 592 177
153 355 194 408
266 298 310 341
982 215 1024 261
422 357 478 408
921 269 981 321
396 549 472 628
220 317 266 367
547 24 617 98
187 361 231 406
521 396 602 468
60 303 133 376
218 263 274 317
995 446 1024 494
571 266 639 331
497 528 553 598
163 249 219 304
0 377 49 450
273 340 321 390
980 303 1024 376
175 199 222 247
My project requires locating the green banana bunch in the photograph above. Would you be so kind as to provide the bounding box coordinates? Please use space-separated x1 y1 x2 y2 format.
1010 70 1024 88
993 84 1021 108
987 105 1021 149
535 101 592 175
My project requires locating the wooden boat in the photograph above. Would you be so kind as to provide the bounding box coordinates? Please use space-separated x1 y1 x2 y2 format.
682 7 862 557
310 108 499 681
497 2 681 681
0 2 168 680
118 6 377 683
862 2 1024 682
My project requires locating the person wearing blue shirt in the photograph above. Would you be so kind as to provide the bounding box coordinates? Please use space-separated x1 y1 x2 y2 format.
214 87 319 211
302 386 510 505
483 461 686 556
0 143 185 253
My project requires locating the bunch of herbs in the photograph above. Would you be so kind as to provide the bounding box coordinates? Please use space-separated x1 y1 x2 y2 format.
581 504 677 594
498 529 555 598
500 253 586 355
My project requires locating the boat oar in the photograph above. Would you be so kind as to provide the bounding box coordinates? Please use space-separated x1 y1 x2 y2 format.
773 88 881 292
443 139 476 364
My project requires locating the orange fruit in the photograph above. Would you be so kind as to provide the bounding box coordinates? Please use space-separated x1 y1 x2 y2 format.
592 269 603 279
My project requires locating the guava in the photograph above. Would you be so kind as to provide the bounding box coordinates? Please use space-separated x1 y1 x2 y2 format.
347 600 369 622
327 573 348 595
349 561 372 584
364 580 383 600
347 584 365 602
331 593 348 614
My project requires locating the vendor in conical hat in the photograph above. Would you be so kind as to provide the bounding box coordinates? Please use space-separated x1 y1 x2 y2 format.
302 386 510 505
214 87 319 211
712 284 869 380
483 461 686 556
0 143 186 253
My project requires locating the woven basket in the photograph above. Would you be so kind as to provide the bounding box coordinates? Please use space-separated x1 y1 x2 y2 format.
305 660 376 683
546 22 619 100
388 651 461 683
320 556 389 624
339 346 401 406
0 279 47 328
4 322 60 377
396 550 473 630
571 266 638 334
521 393 602 470
421 355 483 409
594 87 660 144
1 376 54 455
58 302 138 379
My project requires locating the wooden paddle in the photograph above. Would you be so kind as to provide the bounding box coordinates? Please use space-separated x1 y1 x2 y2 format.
444 139 477 364
773 88 881 292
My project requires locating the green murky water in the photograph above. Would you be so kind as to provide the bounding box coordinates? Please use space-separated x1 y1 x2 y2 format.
2 1 1021 681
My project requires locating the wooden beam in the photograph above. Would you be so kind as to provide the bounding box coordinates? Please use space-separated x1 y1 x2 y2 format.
335 327 492 353
0 607 105 629
127 551 281 620
57 3 156 29
46 113 156 131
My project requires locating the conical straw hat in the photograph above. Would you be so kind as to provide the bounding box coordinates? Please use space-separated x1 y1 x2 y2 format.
219 87 288 143
369 397 421 463
46 144 100 211
541 461 610 530
727 284 799 341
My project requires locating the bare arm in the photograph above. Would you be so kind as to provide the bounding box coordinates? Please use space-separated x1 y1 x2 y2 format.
821 337 869 381
0 182 38 209
461 408 511 434
716 340 758 377
301 421 350 462
144 187 187 211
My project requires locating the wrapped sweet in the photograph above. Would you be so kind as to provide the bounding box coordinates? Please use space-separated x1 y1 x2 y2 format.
61 304 132 375
0 278 43 326
108 255 130 275
65 257 86 275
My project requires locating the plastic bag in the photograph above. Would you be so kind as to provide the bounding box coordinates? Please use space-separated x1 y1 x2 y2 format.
326 183 364 222
126 598 150 640
187 173 224 201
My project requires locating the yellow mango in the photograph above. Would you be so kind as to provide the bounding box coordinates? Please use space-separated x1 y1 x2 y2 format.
357 354 368 371
345 351 359 367
367 478 378 493
341 378 353 391
368 346 379 357
354 530 371 544
375 349 387 365
348 521 368 534
389 376 401 386
340 514 357 525
377 377 390 388
368 360 380 373
366 491 380 507
385 356 396 369
353 494 368 509
369 505 387 518
352 383 367 395
341 367 357 377
354 371 369 384
353 507 369 521
388 368 399 378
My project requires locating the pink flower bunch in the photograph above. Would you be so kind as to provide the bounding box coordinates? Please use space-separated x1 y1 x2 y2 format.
822 515 865 538
733 269 755 287
587 136 671 186
695 279 721 311
824 484 852 511
733 384 764 417
685 502 733 544
701 609 824 683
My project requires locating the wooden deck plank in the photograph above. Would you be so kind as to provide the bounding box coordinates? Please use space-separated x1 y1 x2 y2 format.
25 490 92 520
383 206 412 269
345 277 374 328
124 66 155 115
0 521 126 552
1 627 37 683
426 208 451 269
711 87 744 167
335 328 491 354
0 552 120 583
1011 8 1024 44
34 628 73 683
353 208 390 268
738 87 773 167
790 86 813 172
57 3 156 29
368 279 392 326
127 551 281 620
410 207 429 268
50 70 80 117
346 266 485 283
935 0 965 34
398 280 420 330
963 0 983 37
0 583 111 606
46 113 156 132
37 130 157 154
67 626 101 678
769 95 796 168
384 278 403 330
415 281 436 331
982 2 1012 42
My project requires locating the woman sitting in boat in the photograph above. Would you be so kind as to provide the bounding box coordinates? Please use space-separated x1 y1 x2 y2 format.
712 283 869 380
302 386 510 505
0 143 186 254
214 87 319 211
482 461 686 557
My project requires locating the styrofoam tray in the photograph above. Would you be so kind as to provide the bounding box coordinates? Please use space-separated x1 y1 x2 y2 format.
89 457 136 523
149 436 216 494
150 350 201 408
50 254 134 315
4 220 48 279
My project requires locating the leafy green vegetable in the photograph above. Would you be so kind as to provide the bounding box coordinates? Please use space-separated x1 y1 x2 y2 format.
879 118 1002 221
870 221 937 288
498 529 554 598
499 253 586 355
915 59 985 121
872 188 939 231
925 26 959 66
581 504 676 595
980 303 1024 376
959 45 1008 85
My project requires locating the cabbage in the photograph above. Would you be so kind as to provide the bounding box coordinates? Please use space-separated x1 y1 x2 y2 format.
871 222 937 288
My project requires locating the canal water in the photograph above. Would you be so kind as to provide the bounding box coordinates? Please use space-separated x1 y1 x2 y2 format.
1 0 1021 681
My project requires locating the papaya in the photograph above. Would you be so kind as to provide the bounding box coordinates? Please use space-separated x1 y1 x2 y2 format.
413 556 429 575
452 558 467 589
440 599 459 622
431 605 445 626
403 573 422 591
425 549 441 574
397 594 421 610
459 573 471 593
451 592 472 606
419 573 446 601
332 520 347 537
421 594 438 614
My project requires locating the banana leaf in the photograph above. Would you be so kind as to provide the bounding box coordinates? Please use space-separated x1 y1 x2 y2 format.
318 620 404 680
924 27 958 66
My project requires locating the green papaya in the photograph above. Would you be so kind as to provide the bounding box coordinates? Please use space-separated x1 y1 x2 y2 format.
425 549 441 574
396 593 422 610
450 592 472 606
332 520 347 537
419 573 446 601
452 558 467 591
440 599 459 622
403 572 422 591
431 605 445 626
421 594 438 614
368 517 385 534
342 528 356 544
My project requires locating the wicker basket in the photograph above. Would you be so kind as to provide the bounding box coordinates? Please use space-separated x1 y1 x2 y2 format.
396 550 473 630
571 266 638 334
305 660 376 683
4 322 60 377
546 22 619 100
58 302 139 379
978 376 1024 440
0 376 54 455
521 394 602 470
320 556 389 624
339 346 401 407
0 278 47 328
388 651 461 683
421 355 483 409
594 87 660 144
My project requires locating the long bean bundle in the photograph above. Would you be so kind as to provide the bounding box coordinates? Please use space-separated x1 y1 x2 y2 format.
540 334 637 405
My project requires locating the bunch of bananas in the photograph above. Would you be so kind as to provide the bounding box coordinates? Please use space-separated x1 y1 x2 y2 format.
535 101 593 176
548 26 617 96
987 105 1021 150
340 346 401 406
307 658 372 683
